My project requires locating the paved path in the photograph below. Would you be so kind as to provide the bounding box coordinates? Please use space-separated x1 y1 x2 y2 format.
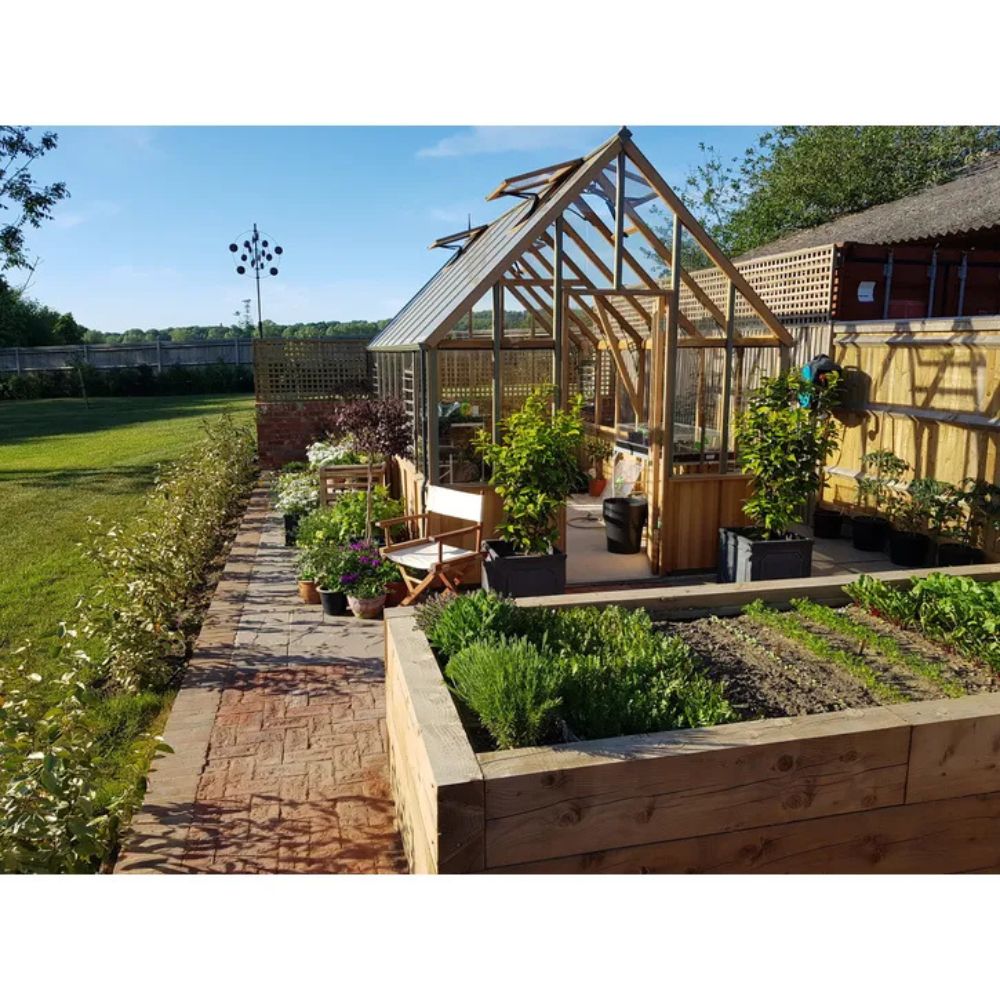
117 491 406 874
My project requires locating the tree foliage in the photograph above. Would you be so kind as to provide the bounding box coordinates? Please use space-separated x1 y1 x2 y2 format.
675 126 1000 257
0 126 68 274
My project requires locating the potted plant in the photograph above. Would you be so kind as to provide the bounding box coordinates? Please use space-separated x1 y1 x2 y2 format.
719 369 841 583
582 434 613 496
852 449 908 552
306 434 362 470
473 386 584 597
324 486 403 545
295 506 344 609
272 469 319 546
885 476 944 567
329 396 411 539
335 538 398 619
937 478 1000 565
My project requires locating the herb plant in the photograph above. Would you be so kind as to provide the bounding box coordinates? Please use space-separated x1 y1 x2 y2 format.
855 449 908 519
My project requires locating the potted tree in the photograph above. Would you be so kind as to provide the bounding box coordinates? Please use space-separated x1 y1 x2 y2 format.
473 386 584 597
329 396 411 538
937 478 1000 566
852 449 908 552
719 369 841 583
582 434 613 496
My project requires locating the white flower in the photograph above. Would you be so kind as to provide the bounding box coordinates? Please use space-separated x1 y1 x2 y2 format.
306 437 359 469
273 472 318 515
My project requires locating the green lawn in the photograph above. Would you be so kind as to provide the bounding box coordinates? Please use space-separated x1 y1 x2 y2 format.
0 395 254 661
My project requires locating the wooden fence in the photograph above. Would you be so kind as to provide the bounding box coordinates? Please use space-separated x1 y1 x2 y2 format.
253 337 372 402
825 317 1000 555
0 339 254 373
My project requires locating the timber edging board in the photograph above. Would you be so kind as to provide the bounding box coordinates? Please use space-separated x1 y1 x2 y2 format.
384 564 1000 874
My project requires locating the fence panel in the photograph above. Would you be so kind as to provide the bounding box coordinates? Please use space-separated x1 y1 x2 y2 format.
0 339 256 373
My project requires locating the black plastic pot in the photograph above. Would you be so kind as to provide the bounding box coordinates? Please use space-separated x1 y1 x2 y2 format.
718 527 814 583
936 542 984 567
888 529 930 568
317 588 348 616
851 514 890 552
283 512 301 547
481 540 566 598
603 496 648 554
812 506 844 540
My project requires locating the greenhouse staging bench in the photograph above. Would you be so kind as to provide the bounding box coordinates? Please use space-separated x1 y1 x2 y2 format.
384 563 1000 874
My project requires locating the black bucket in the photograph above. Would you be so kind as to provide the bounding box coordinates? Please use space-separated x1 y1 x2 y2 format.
851 515 889 552
888 529 930 568
603 497 648 554
318 589 348 616
813 506 844 540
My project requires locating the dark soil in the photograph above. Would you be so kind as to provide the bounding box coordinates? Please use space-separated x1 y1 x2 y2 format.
664 604 998 723
666 615 879 720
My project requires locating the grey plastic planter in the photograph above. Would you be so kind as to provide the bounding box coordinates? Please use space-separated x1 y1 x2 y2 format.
718 527 814 583
481 540 567 597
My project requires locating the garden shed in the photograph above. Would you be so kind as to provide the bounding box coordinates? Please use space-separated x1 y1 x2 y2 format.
368 128 796 576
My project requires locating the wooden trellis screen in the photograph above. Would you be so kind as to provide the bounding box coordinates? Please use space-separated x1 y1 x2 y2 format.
254 338 373 402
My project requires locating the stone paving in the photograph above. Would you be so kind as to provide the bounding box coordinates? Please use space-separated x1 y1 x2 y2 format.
116 490 406 874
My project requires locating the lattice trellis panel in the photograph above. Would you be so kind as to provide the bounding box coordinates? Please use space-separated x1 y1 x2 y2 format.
679 245 837 332
439 351 494 410
254 338 372 402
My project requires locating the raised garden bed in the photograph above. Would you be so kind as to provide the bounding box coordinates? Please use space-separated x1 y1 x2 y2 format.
385 563 1000 873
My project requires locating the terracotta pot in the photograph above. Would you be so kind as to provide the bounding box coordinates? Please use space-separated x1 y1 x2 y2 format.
385 580 408 608
347 594 387 619
588 477 607 497
297 579 320 604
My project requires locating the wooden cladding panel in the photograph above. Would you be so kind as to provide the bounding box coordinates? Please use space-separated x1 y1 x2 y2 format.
479 708 910 869
660 474 752 572
493 791 1000 874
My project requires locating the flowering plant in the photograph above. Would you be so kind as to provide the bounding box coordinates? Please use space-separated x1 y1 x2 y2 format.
272 471 318 516
306 436 362 469
330 539 397 598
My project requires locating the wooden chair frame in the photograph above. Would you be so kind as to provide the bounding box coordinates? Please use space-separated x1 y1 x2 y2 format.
377 487 484 606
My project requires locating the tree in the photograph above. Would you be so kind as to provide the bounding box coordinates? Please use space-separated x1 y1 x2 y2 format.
666 126 1000 258
0 127 69 274
51 312 85 345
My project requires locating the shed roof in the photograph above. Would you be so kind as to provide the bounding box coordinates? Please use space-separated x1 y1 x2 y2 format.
369 133 622 351
738 153 1000 260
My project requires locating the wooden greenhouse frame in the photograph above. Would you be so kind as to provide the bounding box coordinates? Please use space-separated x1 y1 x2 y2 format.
369 128 795 575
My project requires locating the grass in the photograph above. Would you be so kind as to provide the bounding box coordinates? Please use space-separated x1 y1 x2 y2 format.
0 395 254 823
0 395 254 661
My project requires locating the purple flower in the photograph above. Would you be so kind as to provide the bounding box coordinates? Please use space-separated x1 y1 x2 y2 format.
340 572 359 585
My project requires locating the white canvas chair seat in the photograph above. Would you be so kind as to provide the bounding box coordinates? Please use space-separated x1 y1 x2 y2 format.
386 541 476 571
377 485 485 606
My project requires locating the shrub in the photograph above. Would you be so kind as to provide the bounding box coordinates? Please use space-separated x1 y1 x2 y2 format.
418 590 525 659
0 659 165 873
473 386 585 553
856 449 908 519
74 415 256 691
444 639 563 750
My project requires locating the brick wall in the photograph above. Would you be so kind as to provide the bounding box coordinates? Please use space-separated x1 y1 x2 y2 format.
256 400 343 469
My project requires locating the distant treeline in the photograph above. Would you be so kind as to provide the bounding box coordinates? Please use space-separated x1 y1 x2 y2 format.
0 278 539 348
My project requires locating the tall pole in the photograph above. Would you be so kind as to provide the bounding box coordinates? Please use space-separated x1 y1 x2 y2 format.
229 224 283 339
254 223 264 338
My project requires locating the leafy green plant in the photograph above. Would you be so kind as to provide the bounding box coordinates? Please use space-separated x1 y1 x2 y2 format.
474 386 585 553
943 478 1000 548
845 572 1000 672
789 598 962 698
422 595 734 748
855 449 908 519
445 638 564 750
889 477 954 535
735 369 841 538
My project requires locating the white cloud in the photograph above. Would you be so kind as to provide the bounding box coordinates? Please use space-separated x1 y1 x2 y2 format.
416 126 608 159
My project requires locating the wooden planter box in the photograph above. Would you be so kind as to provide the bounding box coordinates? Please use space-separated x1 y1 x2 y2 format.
385 563 1000 873
318 461 389 506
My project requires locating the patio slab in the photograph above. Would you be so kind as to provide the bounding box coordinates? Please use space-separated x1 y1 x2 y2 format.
116 488 406 874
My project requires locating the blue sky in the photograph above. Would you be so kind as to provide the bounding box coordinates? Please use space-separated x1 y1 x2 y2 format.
14 126 767 332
